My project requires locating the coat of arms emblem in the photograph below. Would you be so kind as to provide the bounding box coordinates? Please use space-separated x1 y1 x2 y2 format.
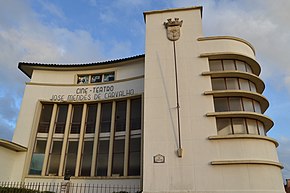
164 18 183 41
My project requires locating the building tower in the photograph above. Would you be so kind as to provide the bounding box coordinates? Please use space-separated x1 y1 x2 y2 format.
143 7 284 193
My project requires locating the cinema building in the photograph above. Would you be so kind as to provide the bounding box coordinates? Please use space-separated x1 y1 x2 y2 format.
0 6 285 193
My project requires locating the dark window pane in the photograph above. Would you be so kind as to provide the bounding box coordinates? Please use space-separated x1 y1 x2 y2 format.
86 104 97 133
96 139 109 176
211 78 226 90
128 137 141 176
229 97 242 111
65 141 79 176
91 74 102 83
78 75 89 84
216 118 232 135
103 72 115 82
253 101 262 113
239 79 251 91
130 98 142 130
236 60 246 72
243 98 254 112
47 141 63 176
232 118 247 134
55 105 68 133
115 101 127 132
249 82 257 92
226 78 239 90
70 105 83 134
223 60 235 71
38 104 53 133
80 141 94 176
209 60 223 71
258 122 265 136
214 98 229 112
245 63 253 73
247 119 258 134
29 140 47 175
112 139 125 176
100 103 112 133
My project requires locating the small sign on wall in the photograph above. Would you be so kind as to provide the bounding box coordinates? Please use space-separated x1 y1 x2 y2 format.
153 154 165 163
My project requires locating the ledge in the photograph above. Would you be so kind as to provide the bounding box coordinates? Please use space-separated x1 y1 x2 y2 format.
208 134 279 147
211 159 283 169
206 111 274 131
202 71 265 93
199 52 260 75
197 36 256 55
204 90 269 113
0 139 27 152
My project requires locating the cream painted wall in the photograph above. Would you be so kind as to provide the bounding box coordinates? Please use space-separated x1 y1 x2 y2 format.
0 147 26 181
0 147 16 181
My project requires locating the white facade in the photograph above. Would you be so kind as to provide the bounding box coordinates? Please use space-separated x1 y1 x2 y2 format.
0 6 285 193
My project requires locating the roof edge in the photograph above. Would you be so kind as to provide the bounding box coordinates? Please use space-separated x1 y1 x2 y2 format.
0 139 27 152
18 54 145 78
143 6 203 23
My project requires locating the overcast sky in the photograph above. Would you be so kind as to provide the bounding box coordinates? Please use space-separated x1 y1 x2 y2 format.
0 0 289 179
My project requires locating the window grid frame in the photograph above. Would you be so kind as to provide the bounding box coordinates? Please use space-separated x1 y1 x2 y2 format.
29 96 142 178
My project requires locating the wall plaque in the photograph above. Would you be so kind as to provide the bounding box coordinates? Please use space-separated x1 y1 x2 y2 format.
153 154 165 163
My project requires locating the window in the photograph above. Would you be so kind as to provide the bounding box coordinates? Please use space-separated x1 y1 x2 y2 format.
77 72 115 84
30 97 142 178
29 140 47 175
55 105 68 133
80 140 94 176
77 75 89 84
209 59 253 74
211 78 257 92
47 141 63 175
37 104 53 133
213 97 262 113
85 104 98 133
70 105 83 134
216 118 265 136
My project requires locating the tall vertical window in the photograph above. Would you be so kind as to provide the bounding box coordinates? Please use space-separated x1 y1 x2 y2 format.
111 100 127 176
128 98 141 176
55 105 68 133
80 140 94 176
64 140 79 175
29 140 47 175
47 140 63 175
96 138 110 176
85 104 97 133
96 102 113 176
37 104 53 133
70 105 83 134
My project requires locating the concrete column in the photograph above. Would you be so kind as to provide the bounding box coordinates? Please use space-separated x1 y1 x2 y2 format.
91 103 101 176
123 99 131 176
107 101 116 176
